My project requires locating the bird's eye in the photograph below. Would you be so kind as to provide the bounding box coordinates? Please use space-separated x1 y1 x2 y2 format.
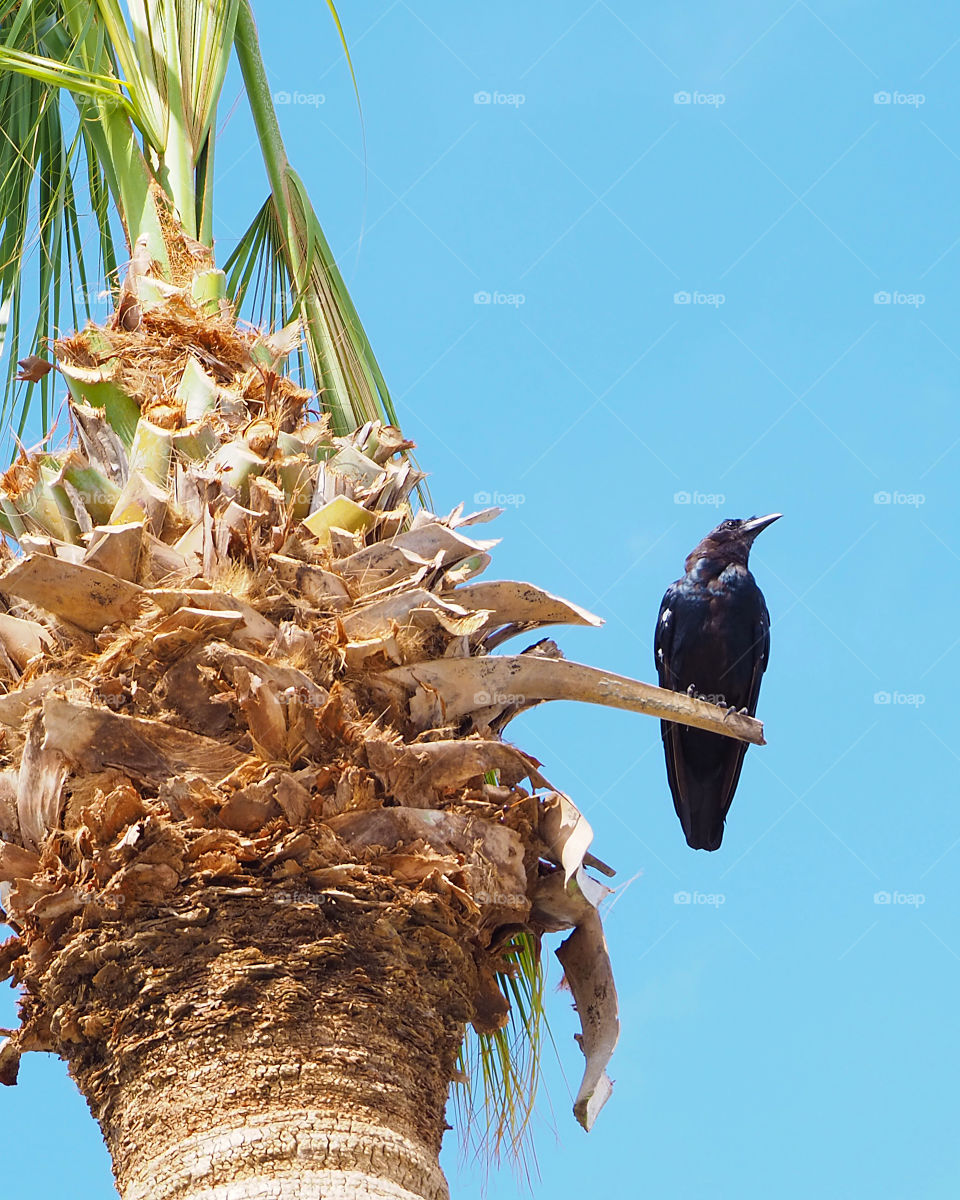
719 520 737 531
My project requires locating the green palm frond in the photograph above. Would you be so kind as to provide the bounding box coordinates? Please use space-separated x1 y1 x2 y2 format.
92 0 239 238
231 1 397 435
0 13 121 433
0 0 159 433
0 0 395 437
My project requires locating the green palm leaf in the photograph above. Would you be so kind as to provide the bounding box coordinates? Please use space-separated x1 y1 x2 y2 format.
0 0 395 435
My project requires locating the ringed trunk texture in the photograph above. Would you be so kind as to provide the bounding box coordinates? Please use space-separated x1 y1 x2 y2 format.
38 888 475 1200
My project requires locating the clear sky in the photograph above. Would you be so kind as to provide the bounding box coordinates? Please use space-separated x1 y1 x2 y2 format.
3 3 960 1198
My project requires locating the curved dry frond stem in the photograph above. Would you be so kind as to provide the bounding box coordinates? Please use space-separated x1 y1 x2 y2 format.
380 655 765 743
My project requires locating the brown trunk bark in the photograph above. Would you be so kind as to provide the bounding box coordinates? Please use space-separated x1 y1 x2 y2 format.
29 888 477 1200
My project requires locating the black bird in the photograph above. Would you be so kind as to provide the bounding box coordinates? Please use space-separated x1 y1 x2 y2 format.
654 514 781 851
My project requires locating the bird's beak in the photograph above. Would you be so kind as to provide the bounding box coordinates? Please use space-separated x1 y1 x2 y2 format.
741 512 782 538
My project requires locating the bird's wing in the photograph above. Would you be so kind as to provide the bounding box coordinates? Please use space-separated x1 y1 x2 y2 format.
655 584 694 833
653 583 679 687
707 591 771 822
745 590 771 717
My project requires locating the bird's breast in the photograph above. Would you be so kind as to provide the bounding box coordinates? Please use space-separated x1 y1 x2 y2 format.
666 574 764 707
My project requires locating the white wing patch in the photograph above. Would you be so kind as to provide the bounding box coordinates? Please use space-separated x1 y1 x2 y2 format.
660 608 671 625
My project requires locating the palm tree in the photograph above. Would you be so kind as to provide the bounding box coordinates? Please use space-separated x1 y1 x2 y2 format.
0 3 764 1196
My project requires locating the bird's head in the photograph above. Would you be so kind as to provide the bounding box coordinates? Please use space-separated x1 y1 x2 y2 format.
685 513 782 572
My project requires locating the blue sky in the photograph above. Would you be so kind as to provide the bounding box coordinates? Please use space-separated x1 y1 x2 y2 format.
4 3 960 1197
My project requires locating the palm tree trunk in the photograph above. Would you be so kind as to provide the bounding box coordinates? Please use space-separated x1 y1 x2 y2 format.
40 890 474 1200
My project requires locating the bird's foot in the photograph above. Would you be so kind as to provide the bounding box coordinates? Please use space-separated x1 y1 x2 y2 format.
686 683 697 697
